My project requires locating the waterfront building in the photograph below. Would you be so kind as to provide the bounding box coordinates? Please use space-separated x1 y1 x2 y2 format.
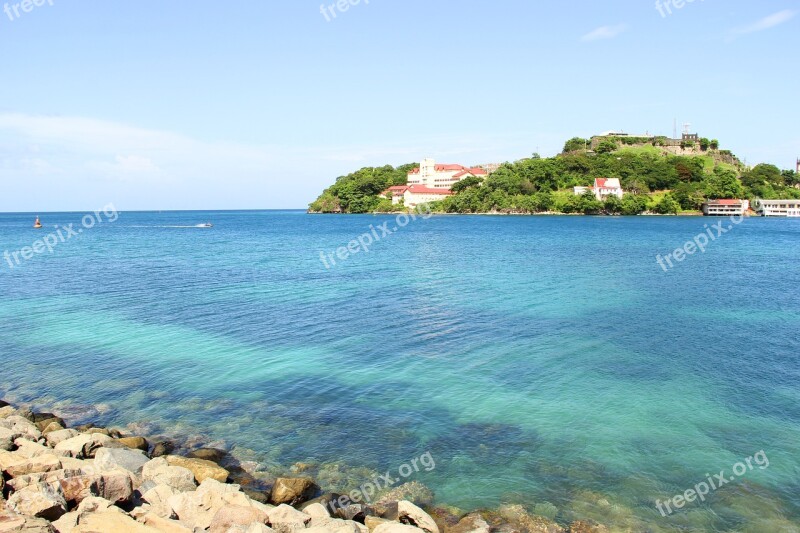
755 199 800 217
702 199 749 216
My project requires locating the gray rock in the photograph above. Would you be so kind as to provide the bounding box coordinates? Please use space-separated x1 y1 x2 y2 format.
97 469 134 505
0 427 15 451
94 447 149 476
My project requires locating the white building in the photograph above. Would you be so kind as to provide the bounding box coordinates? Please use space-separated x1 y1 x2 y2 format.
382 185 452 208
755 199 800 217
408 158 488 189
574 178 624 201
702 199 750 216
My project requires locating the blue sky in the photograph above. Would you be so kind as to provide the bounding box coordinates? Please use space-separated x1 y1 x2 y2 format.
0 0 797 210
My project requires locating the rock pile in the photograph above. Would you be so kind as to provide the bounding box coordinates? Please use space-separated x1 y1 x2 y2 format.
0 401 607 533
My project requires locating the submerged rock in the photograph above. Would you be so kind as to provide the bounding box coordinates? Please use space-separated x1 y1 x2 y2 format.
117 436 149 452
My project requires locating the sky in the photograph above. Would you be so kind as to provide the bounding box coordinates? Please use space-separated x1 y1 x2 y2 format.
0 0 798 211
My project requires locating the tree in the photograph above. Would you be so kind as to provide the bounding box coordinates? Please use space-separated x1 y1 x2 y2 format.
710 139 720 150
563 137 589 153
451 176 483 193
705 167 744 199
699 138 710 151
595 139 618 154
603 195 623 215
653 194 681 215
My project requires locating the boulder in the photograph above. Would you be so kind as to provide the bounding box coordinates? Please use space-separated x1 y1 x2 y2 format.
335 504 375 522
141 484 181 519
82 428 110 437
132 510 192 533
96 469 134 505
7 484 68 521
309 516 367 533
373 525 426 533
165 456 229 484
94 448 149 476
75 496 115 515
53 434 111 459
58 475 101 506
0 428 14 452
187 448 227 464
168 479 252 531
227 525 275 533
13 440 68 460
0 515 56 533
383 502 439 533
7 470 69 493
33 416 64 433
141 458 196 493
44 430 79 448
446 514 490 533
73 510 153 533
269 478 318 506
376 483 434 508
303 503 331 519
365 517 392 531
40 422 65 436
51 511 80 533
0 417 41 442
117 437 148 452
151 441 175 458
209 504 269 532
265 504 311 533
3 454 62 478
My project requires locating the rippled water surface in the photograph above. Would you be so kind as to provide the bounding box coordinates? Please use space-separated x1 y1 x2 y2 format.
1 211 799 531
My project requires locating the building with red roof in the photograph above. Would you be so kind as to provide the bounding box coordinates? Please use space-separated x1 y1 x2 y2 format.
574 178 624 201
408 159 488 190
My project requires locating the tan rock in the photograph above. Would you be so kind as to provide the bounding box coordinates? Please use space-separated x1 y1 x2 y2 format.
141 484 180 519
0 515 56 532
41 421 66 436
165 456 229 484
4 454 62 478
73 510 154 533
118 437 148 451
51 511 80 533
168 479 252 531
54 434 111 459
13 440 68 460
132 510 192 533
365 517 391 531
44 430 79 448
373 524 426 533
266 504 311 533
269 478 317 506
303 503 331 519
209 504 268 532
141 458 196 493
7 484 68 521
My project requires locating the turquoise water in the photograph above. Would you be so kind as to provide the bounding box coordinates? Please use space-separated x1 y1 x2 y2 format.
1 211 799 532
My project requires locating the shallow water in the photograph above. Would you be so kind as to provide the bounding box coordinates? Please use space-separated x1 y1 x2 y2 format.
1 211 798 531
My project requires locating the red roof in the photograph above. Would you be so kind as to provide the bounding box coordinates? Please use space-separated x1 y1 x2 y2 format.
708 199 743 205
409 164 487 175
406 185 453 195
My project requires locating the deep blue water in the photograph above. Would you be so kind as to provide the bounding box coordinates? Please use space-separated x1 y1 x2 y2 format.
1 210 799 532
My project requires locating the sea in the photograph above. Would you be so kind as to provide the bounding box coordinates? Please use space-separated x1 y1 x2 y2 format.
1 210 798 532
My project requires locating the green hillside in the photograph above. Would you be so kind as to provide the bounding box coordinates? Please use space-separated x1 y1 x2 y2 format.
309 137 800 215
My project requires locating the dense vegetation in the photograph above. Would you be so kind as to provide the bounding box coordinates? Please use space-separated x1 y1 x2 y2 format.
309 138 799 215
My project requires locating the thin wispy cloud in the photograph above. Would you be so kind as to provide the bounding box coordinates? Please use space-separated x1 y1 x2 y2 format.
580 24 627 42
731 9 796 36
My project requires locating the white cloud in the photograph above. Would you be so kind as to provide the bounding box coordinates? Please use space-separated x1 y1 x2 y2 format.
580 24 627 42
731 9 796 36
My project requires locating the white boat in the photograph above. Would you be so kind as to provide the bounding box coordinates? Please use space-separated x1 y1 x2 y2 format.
196 223 213 228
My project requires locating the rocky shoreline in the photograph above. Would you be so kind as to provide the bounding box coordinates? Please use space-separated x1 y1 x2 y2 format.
0 398 608 533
